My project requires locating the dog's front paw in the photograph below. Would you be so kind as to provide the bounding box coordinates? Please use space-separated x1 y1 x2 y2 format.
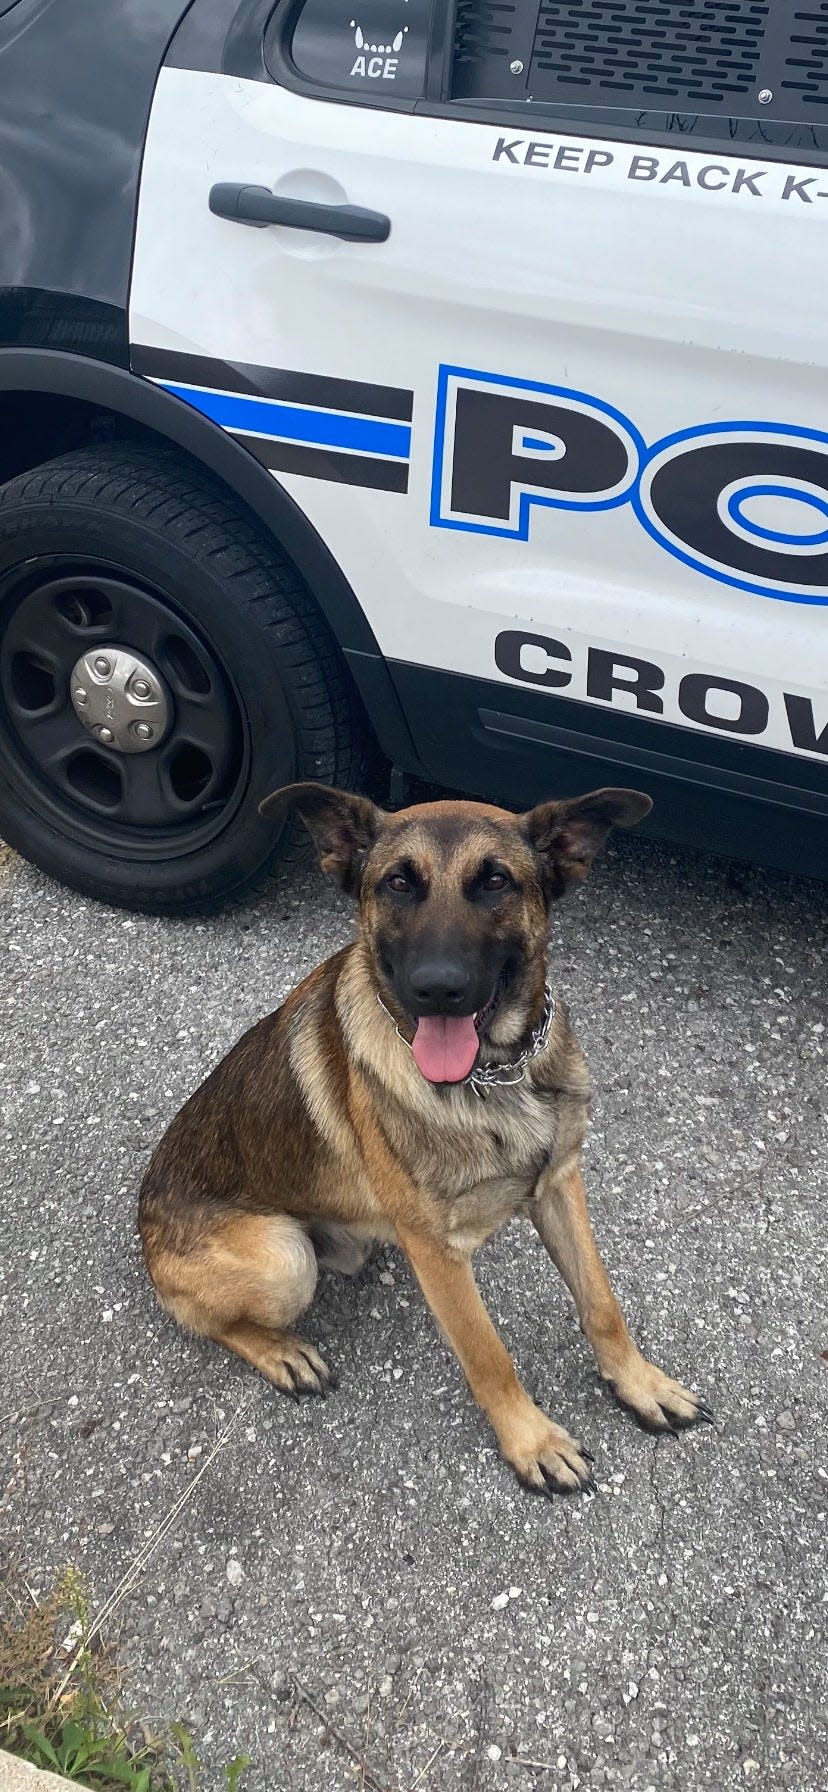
498 1402 596 1497
607 1354 713 1434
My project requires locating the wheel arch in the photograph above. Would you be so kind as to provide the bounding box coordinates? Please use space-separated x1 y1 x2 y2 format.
0 347 418 766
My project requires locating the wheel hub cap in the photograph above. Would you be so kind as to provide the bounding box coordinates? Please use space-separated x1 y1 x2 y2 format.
70 645 171 753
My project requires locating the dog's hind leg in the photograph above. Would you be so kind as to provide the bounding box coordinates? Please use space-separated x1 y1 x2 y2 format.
309 1222 373 1276
145 1211 333 1397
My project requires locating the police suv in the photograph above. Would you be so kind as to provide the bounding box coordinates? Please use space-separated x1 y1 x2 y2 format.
1 0 826 910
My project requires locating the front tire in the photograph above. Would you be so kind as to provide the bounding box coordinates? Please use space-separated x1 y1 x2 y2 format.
0 444 365 912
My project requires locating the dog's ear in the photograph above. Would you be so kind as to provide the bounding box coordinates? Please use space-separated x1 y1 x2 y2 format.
524 787 652 898
259 782 383 894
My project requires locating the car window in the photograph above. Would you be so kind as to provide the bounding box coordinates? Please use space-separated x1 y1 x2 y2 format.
451 1 828 153
269 0 431 101
268 0 828 161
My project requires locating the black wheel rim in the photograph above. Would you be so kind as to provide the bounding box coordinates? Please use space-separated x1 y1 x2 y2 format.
0 559 249 860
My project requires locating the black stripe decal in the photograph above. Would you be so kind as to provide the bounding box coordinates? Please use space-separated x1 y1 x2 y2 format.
235 432 409 493
132 344 414 423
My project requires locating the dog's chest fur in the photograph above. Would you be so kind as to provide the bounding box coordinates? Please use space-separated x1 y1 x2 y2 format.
366 1060 590 1251
327 950 592 1250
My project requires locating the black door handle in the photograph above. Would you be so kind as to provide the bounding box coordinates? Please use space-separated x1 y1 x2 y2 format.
209 182 390 242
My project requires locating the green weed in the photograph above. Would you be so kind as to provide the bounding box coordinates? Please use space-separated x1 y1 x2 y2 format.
0 1570 251 1792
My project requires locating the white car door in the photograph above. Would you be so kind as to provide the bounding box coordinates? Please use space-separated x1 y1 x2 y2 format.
130 15 828 774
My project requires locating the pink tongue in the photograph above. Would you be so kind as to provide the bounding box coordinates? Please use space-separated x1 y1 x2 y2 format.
411 1014 479 1084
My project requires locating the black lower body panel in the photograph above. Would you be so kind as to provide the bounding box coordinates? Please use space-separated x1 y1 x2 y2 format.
384 660 828 880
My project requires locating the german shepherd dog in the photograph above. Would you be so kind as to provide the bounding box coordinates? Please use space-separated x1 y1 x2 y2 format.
139 783 712 1496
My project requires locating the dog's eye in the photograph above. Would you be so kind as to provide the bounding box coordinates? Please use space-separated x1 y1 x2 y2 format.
386 873 410 894
481 871 509 893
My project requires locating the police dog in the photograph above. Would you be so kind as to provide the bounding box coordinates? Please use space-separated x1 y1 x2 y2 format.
139 784 711 1496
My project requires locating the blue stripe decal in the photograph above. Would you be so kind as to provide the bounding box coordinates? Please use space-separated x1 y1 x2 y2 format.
160 381 411 459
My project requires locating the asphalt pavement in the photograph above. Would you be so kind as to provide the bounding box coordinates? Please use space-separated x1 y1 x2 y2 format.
1 823 826 1792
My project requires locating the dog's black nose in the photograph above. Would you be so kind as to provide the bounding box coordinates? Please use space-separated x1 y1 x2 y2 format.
409 959 473 1014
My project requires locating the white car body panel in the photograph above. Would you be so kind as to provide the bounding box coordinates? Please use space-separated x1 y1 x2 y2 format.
130 68 828 765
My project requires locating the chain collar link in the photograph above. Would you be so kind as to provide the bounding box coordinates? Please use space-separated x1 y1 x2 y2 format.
376 982 556 1099
466 982 556 1092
